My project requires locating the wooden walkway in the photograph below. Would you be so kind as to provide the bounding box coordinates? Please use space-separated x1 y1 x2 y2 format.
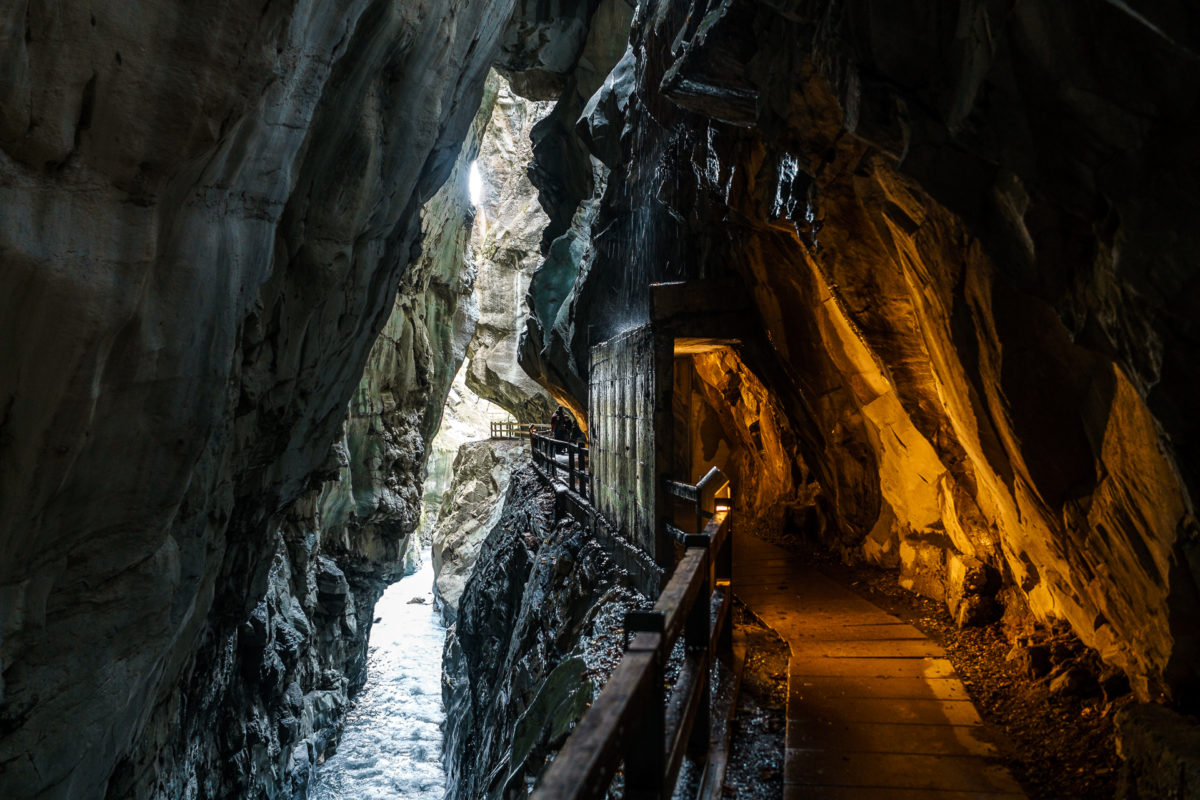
733 531 1026 800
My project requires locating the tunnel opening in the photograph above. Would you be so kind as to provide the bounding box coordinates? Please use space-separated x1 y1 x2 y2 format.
669 339 820 549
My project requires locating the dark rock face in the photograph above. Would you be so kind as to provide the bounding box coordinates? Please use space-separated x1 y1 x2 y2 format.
0 3 514 798
1116 703 1200 799
513 0 638 421
4 1 1200 797
517 0 1200 710
443 466 645 799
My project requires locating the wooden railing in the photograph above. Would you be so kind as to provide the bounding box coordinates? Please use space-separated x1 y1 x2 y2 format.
665 466 730 543
530 431 591 502
530 473 733 800
490 420 545 439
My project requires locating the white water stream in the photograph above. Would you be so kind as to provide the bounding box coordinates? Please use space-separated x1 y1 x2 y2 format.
309 551 447 800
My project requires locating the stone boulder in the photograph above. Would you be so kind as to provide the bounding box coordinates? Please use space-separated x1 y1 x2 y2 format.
432 439 529 622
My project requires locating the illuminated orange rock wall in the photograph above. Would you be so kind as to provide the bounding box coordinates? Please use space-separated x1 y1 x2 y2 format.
520 0 1200 705
728 148 1192 698
678 349 815 544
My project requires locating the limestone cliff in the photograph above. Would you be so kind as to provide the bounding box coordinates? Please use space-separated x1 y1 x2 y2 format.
431 439 527 623
0 4 512 798
466 77 558 424
519 0 1200 713
417 363 506 545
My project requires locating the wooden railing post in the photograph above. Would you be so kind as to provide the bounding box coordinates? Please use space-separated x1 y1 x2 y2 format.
623 610 665 800
568 445 577 494
684 534 712 758
717 515 733 655
526 498 733 800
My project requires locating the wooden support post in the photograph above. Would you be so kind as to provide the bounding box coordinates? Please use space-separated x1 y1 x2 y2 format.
624 611 665 800
717 516 733 655
684 534 712 758
569 446 577 493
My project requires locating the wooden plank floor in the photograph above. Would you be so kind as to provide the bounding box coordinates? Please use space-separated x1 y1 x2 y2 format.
733 531 1026 800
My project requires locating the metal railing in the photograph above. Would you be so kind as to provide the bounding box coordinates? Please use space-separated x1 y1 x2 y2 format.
530 471 733 800
530 431 591 501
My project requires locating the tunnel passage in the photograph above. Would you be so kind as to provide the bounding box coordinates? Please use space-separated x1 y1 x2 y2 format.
587 281 841 574
669 340 818 547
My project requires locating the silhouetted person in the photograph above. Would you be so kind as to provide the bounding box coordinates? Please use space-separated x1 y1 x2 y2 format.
550 406 569 454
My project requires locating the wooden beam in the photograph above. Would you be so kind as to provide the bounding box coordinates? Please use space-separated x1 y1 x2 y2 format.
530 646 659 800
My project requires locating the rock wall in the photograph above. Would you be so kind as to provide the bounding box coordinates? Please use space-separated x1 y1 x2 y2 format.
682 349 815 544
466 77 558 424
417 363 507 544
517 0 1200 711
0 3 515 798
431 439 528 622
514 0 638 420
442 466 645 800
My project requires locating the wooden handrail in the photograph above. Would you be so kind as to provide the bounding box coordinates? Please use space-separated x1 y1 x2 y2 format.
530 430 591 502
489 420 547 439
666 467 730 539
665 480 698 503
529 510 733 800
530 641 660 798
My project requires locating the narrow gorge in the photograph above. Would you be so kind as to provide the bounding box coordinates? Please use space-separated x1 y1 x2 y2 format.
2 2 1199 800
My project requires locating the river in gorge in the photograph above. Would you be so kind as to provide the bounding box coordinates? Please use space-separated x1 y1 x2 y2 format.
308 549 447 800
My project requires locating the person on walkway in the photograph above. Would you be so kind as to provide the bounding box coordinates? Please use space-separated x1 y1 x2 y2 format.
550 406 570 455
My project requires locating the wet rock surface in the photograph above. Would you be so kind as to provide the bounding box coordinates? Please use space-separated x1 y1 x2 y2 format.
0 3 511 797
443 466 646 799
97 85 495 800
431 439 528 622
516 0 1200 722
4 1 1200 798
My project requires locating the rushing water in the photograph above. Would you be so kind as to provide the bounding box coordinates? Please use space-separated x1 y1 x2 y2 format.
309 551 447 800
